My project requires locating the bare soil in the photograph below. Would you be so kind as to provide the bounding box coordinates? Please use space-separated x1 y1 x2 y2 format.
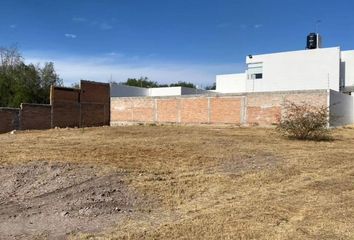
0 161 148 239
0 125 353 239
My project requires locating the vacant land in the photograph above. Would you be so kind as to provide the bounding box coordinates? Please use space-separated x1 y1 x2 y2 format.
0 125 353 239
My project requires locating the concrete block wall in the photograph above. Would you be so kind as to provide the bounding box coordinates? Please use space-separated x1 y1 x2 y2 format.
20 103 51 130
111 90 330 126
0 108 19 133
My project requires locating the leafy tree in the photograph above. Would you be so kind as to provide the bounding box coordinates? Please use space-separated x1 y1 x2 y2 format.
37 62 62 104
205 82 216 90
0 46 23 71
122 77 159 88
169 81 195 88
120 77 196 89
0 46 63 107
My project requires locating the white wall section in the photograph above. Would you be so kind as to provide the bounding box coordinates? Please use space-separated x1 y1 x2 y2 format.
216 73 247 93
329 90 354 126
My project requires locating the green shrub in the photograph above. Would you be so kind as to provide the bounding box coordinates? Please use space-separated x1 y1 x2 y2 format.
276 101 332 141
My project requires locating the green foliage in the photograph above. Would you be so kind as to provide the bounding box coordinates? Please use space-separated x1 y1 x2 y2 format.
122 77 160 88
205 82 216 90
0 47 62 107
169 81 196 88
276 101 332 141
120 77 196 89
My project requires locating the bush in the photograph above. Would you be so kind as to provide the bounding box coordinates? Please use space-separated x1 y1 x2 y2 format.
276 101 332 141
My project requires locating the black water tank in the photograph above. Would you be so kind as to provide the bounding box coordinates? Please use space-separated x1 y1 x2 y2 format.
307 33 318 49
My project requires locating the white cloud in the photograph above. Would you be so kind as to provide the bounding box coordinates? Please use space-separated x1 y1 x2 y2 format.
64 33 77 39
106 52 125 57
23 51 244 88
72 17 87 22
99 22 113 30
72 17 113 30
239 24 263 30
239 24 248 29
107 52 118 56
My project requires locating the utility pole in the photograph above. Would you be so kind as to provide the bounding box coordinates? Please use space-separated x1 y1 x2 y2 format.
315 20 322 33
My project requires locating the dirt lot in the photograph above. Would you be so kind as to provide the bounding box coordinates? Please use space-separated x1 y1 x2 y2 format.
0 125 353 239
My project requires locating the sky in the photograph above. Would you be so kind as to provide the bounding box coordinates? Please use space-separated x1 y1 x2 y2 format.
1 0 354 87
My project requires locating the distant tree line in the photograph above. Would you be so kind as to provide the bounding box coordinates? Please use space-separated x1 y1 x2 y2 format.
117 77 216 90
0 46 63 108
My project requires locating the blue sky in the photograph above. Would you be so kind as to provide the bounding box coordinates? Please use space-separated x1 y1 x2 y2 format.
1 0 354 86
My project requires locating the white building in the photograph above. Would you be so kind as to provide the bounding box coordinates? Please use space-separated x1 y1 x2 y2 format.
110 83 209 97
216 45 354 94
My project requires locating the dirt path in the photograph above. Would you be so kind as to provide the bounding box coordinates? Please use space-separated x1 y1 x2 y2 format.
0 161 144 239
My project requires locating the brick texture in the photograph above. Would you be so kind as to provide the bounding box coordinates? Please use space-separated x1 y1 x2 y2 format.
51 87 81 128
20 104 51 130
0 108 19 133
111 98 133 122
284 92 328 106
157 99 178 122
0 80 110 133
51 81 110 128
132 99 154 122
210 97 242 124
80 81 110 126
247 106 281 126
180 98 208 123
111 90 329 126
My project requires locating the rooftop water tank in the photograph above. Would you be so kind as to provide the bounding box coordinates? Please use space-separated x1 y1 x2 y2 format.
306 33 322 49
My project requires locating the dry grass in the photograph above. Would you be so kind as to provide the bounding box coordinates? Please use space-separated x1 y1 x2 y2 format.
1 125 353 239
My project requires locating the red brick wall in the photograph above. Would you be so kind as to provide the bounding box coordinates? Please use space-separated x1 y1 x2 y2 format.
51 81 110 128
180 98 209 123
157 99 178 122
111 98 133 122
0 108 19 133
247 106 281 126
20 104 51 130
51 86 80 103
81 103 105 127
80 81 110 104
111 90 329 126
51 87 81 128
246 92 328 126
0 80 110 133
80 81 110 126
246 94 283 126
132 99 154 122
210 97 242 124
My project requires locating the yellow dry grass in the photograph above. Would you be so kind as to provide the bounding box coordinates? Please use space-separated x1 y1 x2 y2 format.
1 125 353 239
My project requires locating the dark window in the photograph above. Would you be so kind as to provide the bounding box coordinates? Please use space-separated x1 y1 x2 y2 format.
255 73 263 79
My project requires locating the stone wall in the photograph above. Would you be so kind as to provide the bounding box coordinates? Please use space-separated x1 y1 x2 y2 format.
111 90 329 126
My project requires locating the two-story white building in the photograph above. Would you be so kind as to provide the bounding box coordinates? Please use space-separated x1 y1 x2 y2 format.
216 34 354 95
